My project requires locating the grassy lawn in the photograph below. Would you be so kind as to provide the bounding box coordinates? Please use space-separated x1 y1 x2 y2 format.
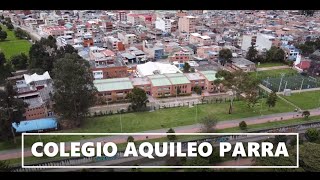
280 90 320 110
7 116 320 167
250 68 298 81
0 24 31 59
256 62 286 68
0 98 296 151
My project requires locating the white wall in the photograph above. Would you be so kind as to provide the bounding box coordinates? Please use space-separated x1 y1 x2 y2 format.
241 35 253 51
256 33 273 51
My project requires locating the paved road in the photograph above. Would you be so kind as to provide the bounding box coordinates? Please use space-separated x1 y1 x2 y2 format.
1 108 320 161
257 66 290 71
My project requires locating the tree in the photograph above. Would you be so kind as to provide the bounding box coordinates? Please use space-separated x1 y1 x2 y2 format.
243 78 260 108
246 45 258 62
266 91 277 108
52 53 96 127
274 135 287 144
167 128 176 141
193 85 202 95
184 157 210 172
0 53 13 84
126 87 148 112
28 36 58 73
55 44 78 59
298 142 320 171
239 121 247 130
14 28 30 39
0 82 27 142
6 23 14 31
215 70 257 114
305 128 319 142
127 136 134 143
0 161 10 172
0 30 7 41
208 148 221 164
200 114 218 133
176 86 181 95
0 15 4 20
266 46 285 63
302 111 310 119
10 53 28 70
219 48 232 66
183 62 191 73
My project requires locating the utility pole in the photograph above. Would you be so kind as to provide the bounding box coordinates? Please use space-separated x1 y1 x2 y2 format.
299 78 305 94
278 73 285 92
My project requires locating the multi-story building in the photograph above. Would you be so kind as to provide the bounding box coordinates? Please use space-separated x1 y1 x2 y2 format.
94 78 133 103
116 11 128 22
189 33 212 46
178 15 196 34
42 26 67 37
15 71 53 120
241 34 257 51
155 17 173 33
185 73 206 91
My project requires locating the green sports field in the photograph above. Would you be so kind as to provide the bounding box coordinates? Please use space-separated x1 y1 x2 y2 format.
0 24 31 59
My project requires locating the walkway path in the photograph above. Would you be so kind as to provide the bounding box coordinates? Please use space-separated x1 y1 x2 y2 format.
1 108 320 161
257 66 290 71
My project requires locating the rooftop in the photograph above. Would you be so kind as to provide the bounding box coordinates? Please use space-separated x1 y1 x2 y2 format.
148 75 172 87
184 73 206 81
200 70 218 81
12 118 58 133
94 78 133 92
165 74 191 85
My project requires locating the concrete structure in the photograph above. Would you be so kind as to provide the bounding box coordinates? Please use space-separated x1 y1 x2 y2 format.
189 33 212 46
241 35 257 51
94 78 133 103
230 58 256 72
178 15 196 33
155 17 173 33
136 62 182 77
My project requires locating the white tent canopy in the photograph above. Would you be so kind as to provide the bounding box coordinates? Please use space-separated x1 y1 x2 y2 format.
24 71 51 84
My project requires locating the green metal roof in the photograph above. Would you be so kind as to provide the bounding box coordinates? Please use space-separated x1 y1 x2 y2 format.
148 75 172 87
200 71 218 82
94 78 133 92
165 74 190 85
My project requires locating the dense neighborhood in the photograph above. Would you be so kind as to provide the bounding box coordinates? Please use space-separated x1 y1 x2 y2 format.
0 10 320 172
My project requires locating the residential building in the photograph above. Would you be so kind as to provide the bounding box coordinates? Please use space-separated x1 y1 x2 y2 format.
230 58 256 72
178 15 196 33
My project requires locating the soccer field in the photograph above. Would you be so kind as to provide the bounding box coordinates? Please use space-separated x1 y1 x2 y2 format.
261 75 320 92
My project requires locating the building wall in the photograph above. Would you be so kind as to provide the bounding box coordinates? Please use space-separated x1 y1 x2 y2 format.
151 85 171 97
92 66 128 79
171 84 192 96
256 34 273 50
178 16 196 33
97 89 132 103
189 79 206 90
25 105 47 120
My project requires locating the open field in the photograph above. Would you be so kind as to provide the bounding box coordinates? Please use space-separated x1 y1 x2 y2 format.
7 116 320 166
280 90 320 110
256 62 287 68
249 68 298 81
0 24 31 59
0 98 297 151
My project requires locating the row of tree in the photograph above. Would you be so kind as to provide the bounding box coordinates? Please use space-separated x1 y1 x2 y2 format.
246 45 286 63
296 38 320 57
14 27 30 40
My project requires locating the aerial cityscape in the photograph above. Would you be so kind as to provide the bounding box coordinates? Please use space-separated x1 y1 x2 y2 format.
0 10 320 172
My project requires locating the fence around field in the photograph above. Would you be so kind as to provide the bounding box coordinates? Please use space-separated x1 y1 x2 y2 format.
261 75 320 92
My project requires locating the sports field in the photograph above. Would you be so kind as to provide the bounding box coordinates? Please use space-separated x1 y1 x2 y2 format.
0 24 31 59
261 74 320 92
